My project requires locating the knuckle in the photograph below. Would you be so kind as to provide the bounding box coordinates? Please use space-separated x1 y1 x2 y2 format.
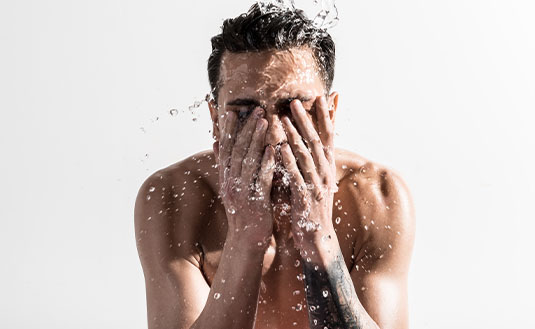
295 148 309 159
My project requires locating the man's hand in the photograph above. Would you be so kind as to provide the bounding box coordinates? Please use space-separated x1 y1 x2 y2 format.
280 96 386 329
215 107 276 247
280 96 337 256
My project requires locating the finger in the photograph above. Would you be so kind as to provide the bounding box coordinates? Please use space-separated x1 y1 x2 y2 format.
280 143 307 200
241 118 268 187
290 99 331 179
281 115 322 191
315 96 335 164
219 111 237 170
256 145 276 201
213 141 219 160
229 107 264 179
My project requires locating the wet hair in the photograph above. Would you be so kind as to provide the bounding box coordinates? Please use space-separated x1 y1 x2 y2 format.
208 3 336 103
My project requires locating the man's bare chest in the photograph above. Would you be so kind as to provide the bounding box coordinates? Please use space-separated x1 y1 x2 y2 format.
198 202 359 283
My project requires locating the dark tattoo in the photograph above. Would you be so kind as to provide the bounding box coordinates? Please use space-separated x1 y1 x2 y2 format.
302 250 375 329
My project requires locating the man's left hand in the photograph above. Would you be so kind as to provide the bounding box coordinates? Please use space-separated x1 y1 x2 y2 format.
280 95 338 258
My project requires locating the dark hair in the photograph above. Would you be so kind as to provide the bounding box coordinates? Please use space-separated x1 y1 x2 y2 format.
208 3 336 103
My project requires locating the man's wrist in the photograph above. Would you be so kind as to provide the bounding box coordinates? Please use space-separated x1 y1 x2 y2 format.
299 227 341 267
224 232 270 257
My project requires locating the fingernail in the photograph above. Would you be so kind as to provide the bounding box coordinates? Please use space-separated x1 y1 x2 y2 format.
255 119 264 132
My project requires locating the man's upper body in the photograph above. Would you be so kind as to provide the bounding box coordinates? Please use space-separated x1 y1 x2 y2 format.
135 4 415 329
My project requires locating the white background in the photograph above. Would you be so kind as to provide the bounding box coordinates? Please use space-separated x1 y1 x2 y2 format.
1 0 534 328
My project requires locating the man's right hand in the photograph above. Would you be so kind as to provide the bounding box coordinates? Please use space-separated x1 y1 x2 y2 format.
214 107 276 248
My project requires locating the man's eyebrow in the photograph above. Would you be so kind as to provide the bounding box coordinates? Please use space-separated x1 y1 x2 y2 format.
226 98 262 107
276 96 314 107
226 96 314 107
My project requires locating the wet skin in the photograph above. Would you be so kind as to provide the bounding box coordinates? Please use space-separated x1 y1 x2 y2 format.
135 48 415 329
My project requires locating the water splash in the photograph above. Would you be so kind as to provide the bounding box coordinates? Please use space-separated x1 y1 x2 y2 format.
168 93 211 122
257 0 339 30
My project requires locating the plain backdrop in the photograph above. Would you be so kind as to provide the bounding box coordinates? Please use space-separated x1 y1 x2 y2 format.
1 0 534 328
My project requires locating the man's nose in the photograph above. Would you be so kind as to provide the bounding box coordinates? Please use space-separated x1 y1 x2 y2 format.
264 112 287 147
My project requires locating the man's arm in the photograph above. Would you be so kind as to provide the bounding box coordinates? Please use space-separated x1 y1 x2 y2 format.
135 170 266 329
301 171 415 329
136 107 275 329
279 95 415 329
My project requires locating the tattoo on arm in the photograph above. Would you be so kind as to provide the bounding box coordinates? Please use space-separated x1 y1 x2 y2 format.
302 250 377 329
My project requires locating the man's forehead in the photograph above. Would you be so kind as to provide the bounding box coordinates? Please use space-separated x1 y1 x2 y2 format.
218 47 324 101
220 48 319 82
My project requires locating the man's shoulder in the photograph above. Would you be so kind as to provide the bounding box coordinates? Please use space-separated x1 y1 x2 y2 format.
334 148 415 240
334 148 406 187
138 150 218 191
135 150 219 213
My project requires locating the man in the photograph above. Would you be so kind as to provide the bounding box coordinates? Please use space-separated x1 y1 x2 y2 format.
135 3 415 329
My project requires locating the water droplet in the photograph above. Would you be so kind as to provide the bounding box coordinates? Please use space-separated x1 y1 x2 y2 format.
169 109 178 116
228 207 236 214
146 195 151 201
295 303 303 311
335 217 341 224
294 259 300 267
364 225 368 230
322 290 329 298
149 186 155 192
292 290 301 296
213 293 221 299
342 165 347 169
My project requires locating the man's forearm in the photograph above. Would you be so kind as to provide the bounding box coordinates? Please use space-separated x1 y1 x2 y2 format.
190 236 265 329
302 235 379 329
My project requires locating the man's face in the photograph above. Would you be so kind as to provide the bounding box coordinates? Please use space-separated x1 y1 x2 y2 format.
210 47 338 186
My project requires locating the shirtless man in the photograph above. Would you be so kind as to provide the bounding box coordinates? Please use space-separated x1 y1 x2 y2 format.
135 4 415 329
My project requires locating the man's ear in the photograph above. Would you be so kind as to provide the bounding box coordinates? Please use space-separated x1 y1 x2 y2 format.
208 100 220 141
328 92 339 125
